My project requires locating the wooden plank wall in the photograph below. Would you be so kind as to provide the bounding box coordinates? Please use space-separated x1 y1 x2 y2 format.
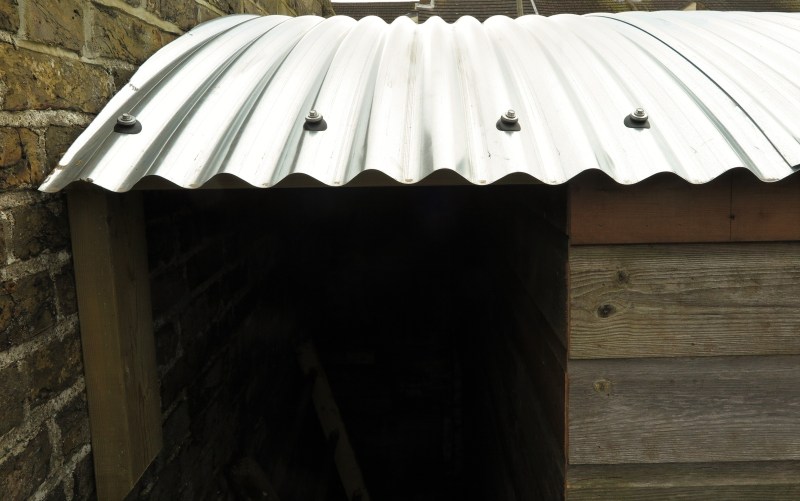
478 186 569 499
566 172 800 500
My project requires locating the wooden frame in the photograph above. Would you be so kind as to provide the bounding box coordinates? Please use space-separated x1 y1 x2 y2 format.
569 170 800 245
67 188 162 501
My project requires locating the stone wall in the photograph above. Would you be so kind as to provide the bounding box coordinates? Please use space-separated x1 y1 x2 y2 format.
0 1 330 500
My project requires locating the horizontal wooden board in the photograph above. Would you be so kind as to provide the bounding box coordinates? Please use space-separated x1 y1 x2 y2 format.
569 170 800 244
569 243 800 359
567 461 800 500
568 356 800 464
569 171 731 244
731 170 800 241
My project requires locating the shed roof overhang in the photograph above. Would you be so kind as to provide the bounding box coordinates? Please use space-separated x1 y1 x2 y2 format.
39 12 800 193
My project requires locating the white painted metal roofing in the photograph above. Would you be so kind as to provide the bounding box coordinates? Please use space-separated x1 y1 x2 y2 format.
40 12 800 192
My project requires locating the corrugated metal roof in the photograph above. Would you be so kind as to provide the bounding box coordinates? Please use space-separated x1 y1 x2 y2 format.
40 12 800 192
332 1 417 22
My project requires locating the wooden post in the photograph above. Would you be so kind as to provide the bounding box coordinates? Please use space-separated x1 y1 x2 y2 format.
67 188 162 501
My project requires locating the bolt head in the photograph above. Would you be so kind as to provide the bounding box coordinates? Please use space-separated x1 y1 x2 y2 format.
306 109 323 123
630 107 648 122
116 113 137 126
501 109 519 124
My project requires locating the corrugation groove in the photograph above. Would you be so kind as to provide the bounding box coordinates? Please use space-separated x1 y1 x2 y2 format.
40 12 800 193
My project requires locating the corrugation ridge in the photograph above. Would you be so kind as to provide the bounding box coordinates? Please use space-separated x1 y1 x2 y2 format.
41 16 259 192
171 17 325 188
41 13 800 193
292 17 389 186
593 13 794 170
119 17 298 190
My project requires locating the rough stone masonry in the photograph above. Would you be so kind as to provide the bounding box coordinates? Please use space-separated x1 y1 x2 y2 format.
0 0 332 499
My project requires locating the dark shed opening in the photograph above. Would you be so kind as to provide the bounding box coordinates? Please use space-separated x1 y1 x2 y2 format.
139 184 567 500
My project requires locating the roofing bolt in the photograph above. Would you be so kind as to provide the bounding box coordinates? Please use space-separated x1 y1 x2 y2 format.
629 107 648 123
306 109 323 124
500 109 518 124
116 113 137 127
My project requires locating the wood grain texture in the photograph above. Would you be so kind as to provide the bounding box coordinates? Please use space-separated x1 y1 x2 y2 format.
569 243 800 359
68 189 162 501
569 171 731 245
568 356 800 464
567 461 800 500
731 171 800 241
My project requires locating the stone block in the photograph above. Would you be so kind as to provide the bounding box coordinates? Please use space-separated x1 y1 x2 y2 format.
45 125 84 173
72 453 96 500
26 331 82 405
54 265 78 317
242 0 269 15
10 199 69 260
146 0 195 31
0 271 57 347
25 0 84 52
0 127 45 190
0 42 114 113
0 363 24 437
207 0 238 14
89 4 174 64
196 4 221 24
0 0 19 32
55 393 90 458
43 483 67 501
0 428 52 500
155 321 179 367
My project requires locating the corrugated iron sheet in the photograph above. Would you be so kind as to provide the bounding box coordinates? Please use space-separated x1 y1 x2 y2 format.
40 12 800 192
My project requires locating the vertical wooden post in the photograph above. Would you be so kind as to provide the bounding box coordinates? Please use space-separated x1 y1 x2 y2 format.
67 188 162 501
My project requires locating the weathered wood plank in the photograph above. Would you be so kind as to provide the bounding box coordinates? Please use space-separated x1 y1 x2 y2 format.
67 189 162 501
567 461 800 500
569 243 800 359
731 170 800 242
568 356 800 464
569 171 731 245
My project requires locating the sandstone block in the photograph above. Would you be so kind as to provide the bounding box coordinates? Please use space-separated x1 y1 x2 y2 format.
147 0 196 31
72 453 96 499
10 199 70 260
196 4 221 24
27 331 82 405
25 0 84 52
55 393 90 458
89 4 175 64
0 363 24 436
45 125 84 172
43 483 67 501
0 42 114 113
0 271 57 347
0 429 52 500
0 0 19 32
54 265 78 317
0 127 45 190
